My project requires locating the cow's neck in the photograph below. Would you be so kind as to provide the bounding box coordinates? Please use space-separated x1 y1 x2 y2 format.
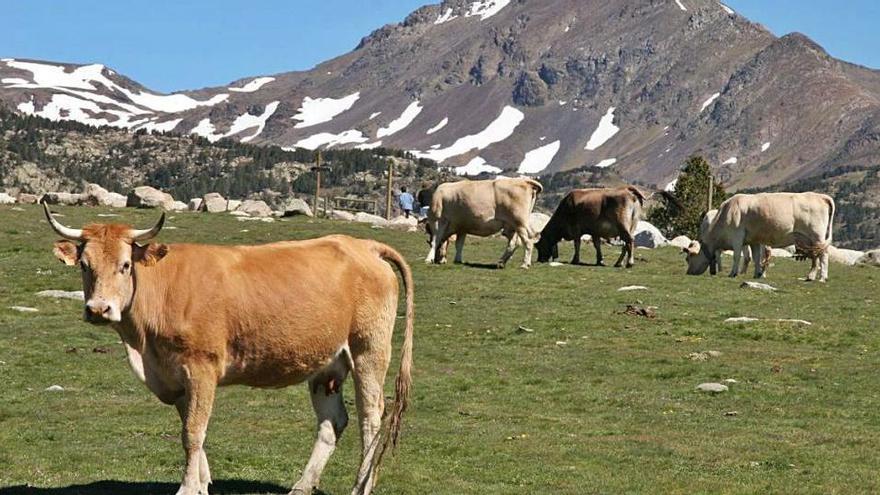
115 262 166 352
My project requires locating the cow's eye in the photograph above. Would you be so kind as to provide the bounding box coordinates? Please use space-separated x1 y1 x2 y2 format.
121 261 131 273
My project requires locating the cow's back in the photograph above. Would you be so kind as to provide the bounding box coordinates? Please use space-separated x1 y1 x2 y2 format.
432 178 538 235
717 193 833 247
561 188 640 239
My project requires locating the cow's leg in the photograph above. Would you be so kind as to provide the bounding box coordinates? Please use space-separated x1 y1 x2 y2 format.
425 221 443 264
291 355 350 495
750 244 765 279
819 250 830 282
175 403 211 494
517 227 534 269
454 233 467 264
571 238 581 265
806 255 820 281
615 232 634 268
175 366 216 495
432 221 452 264
498 231 518 268
729 245 744 278
742 245 752 274
592 237 605 266
349 326 394 495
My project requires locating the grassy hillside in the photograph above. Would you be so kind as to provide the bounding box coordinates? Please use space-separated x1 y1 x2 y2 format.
1 205 879 494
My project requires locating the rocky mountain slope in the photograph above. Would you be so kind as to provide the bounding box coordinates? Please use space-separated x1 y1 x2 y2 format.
2 0 880 191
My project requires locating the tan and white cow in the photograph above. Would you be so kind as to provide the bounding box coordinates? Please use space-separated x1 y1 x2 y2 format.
424 177 543 268
685 192 835 281
699 209 771 276
43 204 414 495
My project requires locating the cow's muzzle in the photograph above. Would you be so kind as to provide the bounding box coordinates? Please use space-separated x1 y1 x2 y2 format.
84 300 120 323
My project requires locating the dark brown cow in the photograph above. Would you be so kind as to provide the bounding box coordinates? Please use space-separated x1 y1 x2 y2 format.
535 187 649 267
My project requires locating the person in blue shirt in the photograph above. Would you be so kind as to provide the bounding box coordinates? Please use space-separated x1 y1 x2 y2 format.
398 187 415 218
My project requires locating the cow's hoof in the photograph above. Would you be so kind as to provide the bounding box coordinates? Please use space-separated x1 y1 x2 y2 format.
625 263 634 269
496 262 506 269
595 261 605 267
519 264 530 270
614 263 623 268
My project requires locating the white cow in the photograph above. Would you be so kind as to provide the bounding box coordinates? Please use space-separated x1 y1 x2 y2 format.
699 209 771 276
685 192 835 281
425 177 543 268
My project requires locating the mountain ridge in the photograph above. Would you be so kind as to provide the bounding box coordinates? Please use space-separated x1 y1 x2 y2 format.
2 0 880 190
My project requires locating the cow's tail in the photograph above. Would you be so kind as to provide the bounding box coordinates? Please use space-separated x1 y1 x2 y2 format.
627 186 647 206
371 242 415 463
824 195 835 244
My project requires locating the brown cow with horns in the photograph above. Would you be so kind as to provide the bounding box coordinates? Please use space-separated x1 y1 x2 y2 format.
43 204 414 495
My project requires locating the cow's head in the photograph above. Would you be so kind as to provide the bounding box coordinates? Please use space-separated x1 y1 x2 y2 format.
44 203 167 323
535 234 558 263
683 240 712 275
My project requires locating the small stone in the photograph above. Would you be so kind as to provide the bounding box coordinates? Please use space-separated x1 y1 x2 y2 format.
696 382 728 393
618 285 648 292
725 317 760 324
555 341 567 346
36 290 84 301
8 306 38 313
724 378 738 384
44 385 64 392
549 262 564 267
740 281 777 292
724 411 739 417
516 325 535 333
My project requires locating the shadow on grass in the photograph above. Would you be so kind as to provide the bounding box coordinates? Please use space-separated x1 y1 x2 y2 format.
0 479 290 495
461 262 501 270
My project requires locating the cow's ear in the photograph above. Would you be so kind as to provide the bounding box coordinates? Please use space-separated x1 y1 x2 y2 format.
134 243 169 266
53 240 79 266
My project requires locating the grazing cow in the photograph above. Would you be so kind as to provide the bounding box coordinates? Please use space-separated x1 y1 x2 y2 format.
684 192 835 281
425 177 543 268
535 186 650 267
43 204 414 495
700 209 771 276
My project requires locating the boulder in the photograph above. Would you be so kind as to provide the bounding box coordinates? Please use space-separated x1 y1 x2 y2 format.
329 210 355 222
200 193 227 213
0 192 15 205
188 198 203 211
127 186 174 210
279 197 314 217
236 200 273 217
226 199 242 212
104 192 128 208
857 249 880 267
770 248 793 258
827 246 864 266
42 192 85 205
696 383 728 393
529 212 551 234
82 183 109 206
634 221 668 248
228 210 249 217
387 215 418 232
169 201 188 212
669 235 692 249
354 212 387 227
16 193 40 204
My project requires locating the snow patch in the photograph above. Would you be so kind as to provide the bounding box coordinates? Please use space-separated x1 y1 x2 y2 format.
190 119 223 142
674 0 687 11
411 106 524 162
377 101 423 138
1 77 28 85
466 0 512 20
17 98 35 114
292 92 360 128
593 158 617 168
761 142 771 152
585 107 620 150
18 93 149 129
722 156 738 165
665 178 678 192
355 141 383 150
225 101 280 142
719 2 734 14
293 130 369 150
455 157 502 176
517 140 561 174
137 118 182 134
229 77 275 93
369 112 382 120
435 7 458 24
700 92 721 112
426 117 448 135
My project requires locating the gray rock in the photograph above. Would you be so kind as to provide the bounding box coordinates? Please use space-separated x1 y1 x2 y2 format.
200 192 227 213
669 235 692 249
740 281 777 292
330 210 355 221
617 285 648 292
16 193 40 204
634 221 668 248
127 186 174 210
725 317 760 324
42 192 85 206
529 212 551 234
169 201 188 212
229 210 250 217
354 212 388 226
236 200 273 217
279 197 314 217
770 248 793 258
188 198 203 211
857 249 880 267
226 199 242 212
0 192 15 205
827 246 864 266
44 385 65 392
8 306 39 313
36 290 85 301
104 192 128 208
696 383 728 393
387 215 419 232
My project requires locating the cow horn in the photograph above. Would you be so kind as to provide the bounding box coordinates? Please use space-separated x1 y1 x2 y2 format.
131 213 166 242
43 202 84 241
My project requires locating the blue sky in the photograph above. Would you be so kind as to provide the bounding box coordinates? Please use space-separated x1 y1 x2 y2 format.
4 0 878 93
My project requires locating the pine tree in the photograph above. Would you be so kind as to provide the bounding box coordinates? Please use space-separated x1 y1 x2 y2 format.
648 155 727 239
